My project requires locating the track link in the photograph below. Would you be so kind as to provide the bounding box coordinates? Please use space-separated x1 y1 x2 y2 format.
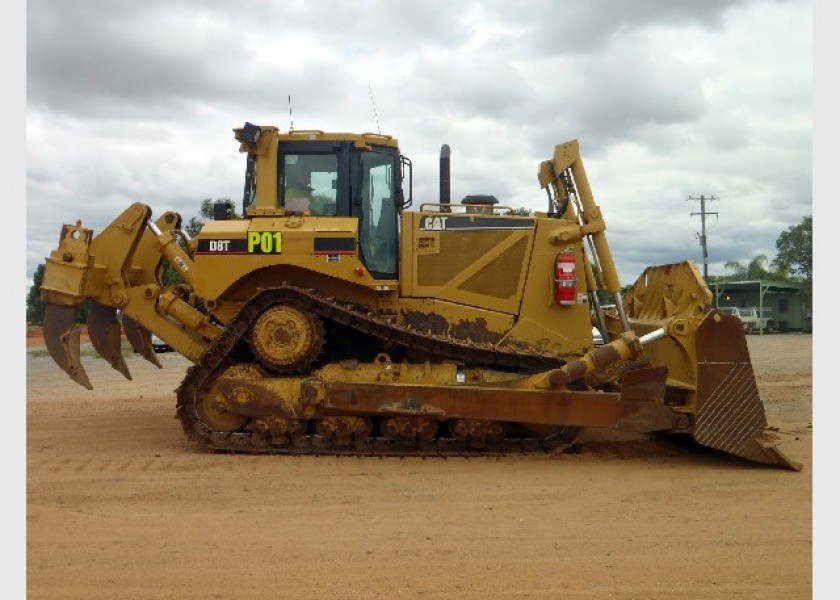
176 285 578 456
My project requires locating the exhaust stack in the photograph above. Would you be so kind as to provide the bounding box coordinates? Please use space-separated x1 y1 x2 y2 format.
440 144 451 207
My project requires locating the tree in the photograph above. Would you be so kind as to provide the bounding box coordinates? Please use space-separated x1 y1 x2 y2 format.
162 198 237 285
772 216 812 282
184 198 237 237
26 262 89 326
586 261 616 304
26 263 46 325
714 216 811 286
722 254 781 281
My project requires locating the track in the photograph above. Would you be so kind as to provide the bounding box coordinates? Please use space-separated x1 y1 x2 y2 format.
175 285 580 456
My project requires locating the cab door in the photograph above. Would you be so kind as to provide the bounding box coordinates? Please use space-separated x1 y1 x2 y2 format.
353 149 400 279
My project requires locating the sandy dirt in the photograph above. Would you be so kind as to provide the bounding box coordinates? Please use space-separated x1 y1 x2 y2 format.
26 332 812 599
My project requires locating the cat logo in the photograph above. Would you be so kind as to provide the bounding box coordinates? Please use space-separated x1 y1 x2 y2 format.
422 216 448 231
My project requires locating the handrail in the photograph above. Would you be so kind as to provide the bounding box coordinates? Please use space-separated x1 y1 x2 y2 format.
418 202 516 213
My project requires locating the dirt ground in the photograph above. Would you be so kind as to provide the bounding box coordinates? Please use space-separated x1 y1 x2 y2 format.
25 331 814 599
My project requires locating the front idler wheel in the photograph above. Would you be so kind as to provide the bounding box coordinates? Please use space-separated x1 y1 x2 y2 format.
197 384 248 432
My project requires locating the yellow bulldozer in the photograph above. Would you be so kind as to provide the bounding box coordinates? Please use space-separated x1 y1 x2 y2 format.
39 124 799 470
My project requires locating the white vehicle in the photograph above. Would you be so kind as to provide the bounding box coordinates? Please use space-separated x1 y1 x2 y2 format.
718 306 775 334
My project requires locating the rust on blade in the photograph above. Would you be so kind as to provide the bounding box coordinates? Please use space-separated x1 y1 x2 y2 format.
614 366 675 432
692 311 801 471
324 380 679 431
122 316 162 369
87 301 131 380
42 303 92 390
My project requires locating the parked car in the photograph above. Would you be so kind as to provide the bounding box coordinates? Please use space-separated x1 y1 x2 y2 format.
151 333 173 353
717 306 775 334
739 307 775 333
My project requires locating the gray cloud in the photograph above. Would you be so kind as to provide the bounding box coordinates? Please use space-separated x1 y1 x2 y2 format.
26 0 812 291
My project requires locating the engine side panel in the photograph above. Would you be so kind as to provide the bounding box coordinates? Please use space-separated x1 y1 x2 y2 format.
401 210 535 314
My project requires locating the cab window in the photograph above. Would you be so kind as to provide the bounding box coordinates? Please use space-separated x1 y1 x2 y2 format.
359 151 398 277
281 153 338 216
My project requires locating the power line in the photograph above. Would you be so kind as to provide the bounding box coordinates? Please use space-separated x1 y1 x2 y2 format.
688 195 719 279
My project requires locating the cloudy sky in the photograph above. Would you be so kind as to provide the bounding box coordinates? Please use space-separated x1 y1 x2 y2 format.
13 1 834 583
25 0 814 288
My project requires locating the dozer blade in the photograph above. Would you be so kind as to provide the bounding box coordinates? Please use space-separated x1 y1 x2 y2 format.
87 301 132 380
42 303 92 390
691 312 801 471
122 316 162 369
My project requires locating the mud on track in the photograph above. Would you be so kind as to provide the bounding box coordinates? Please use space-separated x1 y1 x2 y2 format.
26 334 812 599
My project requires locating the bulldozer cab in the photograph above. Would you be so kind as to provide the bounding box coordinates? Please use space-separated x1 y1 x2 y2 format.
237 125 407 279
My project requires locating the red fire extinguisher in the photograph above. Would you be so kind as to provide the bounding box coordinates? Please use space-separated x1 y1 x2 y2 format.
554 253 577 305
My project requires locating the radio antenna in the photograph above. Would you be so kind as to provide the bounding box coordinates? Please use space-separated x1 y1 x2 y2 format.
368 85 381 134
288 95 294 131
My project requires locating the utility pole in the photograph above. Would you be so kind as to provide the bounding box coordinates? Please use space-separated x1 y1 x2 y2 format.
688 195 718 279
